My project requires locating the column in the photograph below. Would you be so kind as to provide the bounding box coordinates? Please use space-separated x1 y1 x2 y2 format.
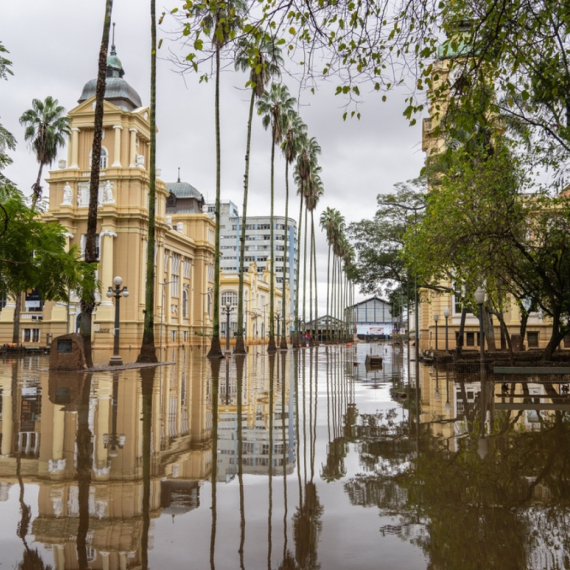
53 544 65 570
112 125 123 167
70 128 80 169
129 128 138 167
96 230 117 322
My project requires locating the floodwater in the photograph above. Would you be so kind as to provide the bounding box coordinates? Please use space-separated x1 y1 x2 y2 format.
0 344 569 569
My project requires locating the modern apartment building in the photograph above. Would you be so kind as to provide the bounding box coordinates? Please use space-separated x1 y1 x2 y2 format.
206 201 298 317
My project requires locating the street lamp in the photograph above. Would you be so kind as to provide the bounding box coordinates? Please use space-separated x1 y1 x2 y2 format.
433 313 439 351
224 302 234 353
474 286 486 437
443 307 450 352
106 276 129 366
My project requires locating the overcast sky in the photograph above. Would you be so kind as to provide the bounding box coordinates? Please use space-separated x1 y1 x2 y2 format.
1 1 425 312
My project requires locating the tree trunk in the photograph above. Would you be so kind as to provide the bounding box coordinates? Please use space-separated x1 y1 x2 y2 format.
267 126 277 354
308 209 313 346
137 0 158 363
543 308 568 360
519 305 529 341
12 292 21 344
482 304 497 351
280 159 289 350
326 244 330 343
292 195 303 348
235 90 255 355
302 202 308 340
208 45 223 359
80 0 113 368
30 163 43 210
311 213 319 346
455 307 467 357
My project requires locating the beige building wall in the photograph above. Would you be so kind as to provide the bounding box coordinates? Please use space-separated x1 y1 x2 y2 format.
0 97 216 350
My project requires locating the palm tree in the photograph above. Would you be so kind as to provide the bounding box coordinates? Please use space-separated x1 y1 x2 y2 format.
189 0 245 358
257 83 296 353
234 35 282 354
294 137 321 344
79 0 114 367
137 0 159 363
280 113 307 349
19 96 70 209
306 171 323 345
320 208 344 342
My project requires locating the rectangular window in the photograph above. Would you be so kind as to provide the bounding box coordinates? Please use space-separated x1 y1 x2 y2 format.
466 332 474 347
32 329 40 342
183 331 188 342
527 332 539 347
23 329 31 342
171 253 181 275
171 275 179 298
171 330 177 342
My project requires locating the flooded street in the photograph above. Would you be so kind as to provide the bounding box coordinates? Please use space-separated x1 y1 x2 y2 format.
0 344 569 569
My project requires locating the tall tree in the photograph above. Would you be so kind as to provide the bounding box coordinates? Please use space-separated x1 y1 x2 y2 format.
280 112 306 349
184 0 245 358
137 0 159 363
19 96 70 209
257 83 296 353
80 0 114 367
234 34 283 354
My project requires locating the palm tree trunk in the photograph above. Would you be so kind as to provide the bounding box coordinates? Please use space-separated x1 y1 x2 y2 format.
81 0 113 368
326 243 330 343
311 212 318 346
30 163 43 210
308 210 313 345
302 201 308 340
235 90 256 355
280 160 289 350
292 194 303 348
12 292 21 344
267 129 277 354
208 45 223 359
137 0 158 363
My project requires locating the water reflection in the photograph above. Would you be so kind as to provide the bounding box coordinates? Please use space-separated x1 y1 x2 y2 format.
0 346 570 568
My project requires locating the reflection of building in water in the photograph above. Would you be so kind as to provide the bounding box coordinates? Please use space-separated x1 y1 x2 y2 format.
0 352 211 568
216 359 295 482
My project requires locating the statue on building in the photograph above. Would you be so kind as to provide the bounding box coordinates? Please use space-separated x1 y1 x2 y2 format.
61 183 73 205
103 180 115 204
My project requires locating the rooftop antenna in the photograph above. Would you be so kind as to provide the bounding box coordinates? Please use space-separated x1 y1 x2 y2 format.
177 167 181 183
111 22 117 55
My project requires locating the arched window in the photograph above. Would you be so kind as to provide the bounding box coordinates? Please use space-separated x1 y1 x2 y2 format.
182 288 189 319
221 290 238 307
89 147 108 170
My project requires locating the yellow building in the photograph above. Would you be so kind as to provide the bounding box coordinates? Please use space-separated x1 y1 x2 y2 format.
418 33 554 352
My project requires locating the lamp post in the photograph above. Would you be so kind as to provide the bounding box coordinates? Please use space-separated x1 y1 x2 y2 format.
445 367 451 414
106 276 129 366
443 307 450 352
433 313 439 351
224 302 233 353
474 286 486 437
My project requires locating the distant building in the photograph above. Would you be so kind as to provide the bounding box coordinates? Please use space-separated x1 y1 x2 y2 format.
349 297 394 339
206 201 298 319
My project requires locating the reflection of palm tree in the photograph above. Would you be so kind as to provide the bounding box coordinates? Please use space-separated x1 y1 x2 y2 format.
140 367 156 570
13 358 53 570
76 374 93 570
209 358 222 569
236 355 246 570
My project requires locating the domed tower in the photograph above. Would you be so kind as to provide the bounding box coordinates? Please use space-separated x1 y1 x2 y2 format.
78 32 142 111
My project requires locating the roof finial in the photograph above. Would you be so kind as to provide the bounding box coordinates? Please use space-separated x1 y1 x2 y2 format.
111 22 116 55
177 167 181 183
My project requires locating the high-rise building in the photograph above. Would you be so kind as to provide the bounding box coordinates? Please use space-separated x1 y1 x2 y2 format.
206 201 298 317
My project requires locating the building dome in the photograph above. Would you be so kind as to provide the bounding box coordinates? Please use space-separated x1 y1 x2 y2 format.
78 43 142 111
